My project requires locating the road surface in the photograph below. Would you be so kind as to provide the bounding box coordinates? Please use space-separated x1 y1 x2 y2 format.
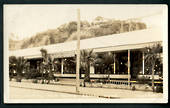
10 86 98 99
9 81 163 99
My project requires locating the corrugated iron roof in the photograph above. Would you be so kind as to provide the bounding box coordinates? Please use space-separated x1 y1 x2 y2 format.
9 27 162 58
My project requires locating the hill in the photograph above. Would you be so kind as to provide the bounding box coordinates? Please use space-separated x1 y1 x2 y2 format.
9 16 146 50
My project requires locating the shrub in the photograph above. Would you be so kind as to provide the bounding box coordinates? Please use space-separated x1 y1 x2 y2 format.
137 75 151 84
32 79 38 83
132 85 136 91
155 86 163 93
55 78 59 82
16 77 22 82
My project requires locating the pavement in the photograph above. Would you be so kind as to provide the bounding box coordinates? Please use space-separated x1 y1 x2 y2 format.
9 80 163 99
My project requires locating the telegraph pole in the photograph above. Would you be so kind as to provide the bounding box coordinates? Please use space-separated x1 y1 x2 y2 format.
76 9 80 93
128 49 131 87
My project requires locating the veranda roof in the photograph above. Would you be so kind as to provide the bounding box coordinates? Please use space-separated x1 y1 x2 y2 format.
9 27 163 59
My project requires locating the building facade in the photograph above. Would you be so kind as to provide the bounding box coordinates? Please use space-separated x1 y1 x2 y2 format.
9 27 163 81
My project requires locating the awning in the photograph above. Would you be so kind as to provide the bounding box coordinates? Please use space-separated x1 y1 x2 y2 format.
50 51 75 58
24 55 42 59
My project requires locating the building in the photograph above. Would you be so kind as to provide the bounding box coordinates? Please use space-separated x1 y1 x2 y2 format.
9 27 163 80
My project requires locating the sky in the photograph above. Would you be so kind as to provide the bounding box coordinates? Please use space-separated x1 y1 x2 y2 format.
4 5 166 40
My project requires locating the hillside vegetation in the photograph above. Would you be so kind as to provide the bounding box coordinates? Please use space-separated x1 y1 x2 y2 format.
9 16 146 50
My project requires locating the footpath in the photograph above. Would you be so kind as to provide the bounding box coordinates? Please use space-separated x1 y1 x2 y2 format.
9 79 163 99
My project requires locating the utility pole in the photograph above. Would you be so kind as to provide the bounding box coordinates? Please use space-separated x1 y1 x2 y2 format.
76 9 80 93
113 53 116 74
128 49 131 87
142 52 145 75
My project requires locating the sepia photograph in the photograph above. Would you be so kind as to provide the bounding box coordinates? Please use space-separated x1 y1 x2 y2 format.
3 4 168 103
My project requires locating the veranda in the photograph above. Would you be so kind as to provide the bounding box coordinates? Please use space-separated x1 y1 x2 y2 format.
9 27 163 84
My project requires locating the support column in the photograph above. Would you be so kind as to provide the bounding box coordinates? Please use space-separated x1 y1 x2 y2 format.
114 53 116 74
142 51 145 75
128 50 131 87
61 59 64 75
90 64 95 74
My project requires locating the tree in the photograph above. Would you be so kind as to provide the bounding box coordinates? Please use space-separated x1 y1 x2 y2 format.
9 56 27 82
40 48 48 64
80 49 96 82
9 56 17 80
16 57 27 78
47 55 55 82
40 48 55 84
144 43 162 91
95 52 116 81
40 48 48 82
94 16 104 21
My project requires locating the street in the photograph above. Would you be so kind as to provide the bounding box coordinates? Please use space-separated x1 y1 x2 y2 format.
10 86 97 99
9 81 163 99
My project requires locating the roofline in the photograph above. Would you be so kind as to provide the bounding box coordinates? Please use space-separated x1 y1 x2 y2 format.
10 27 161 52
9 27 163 58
